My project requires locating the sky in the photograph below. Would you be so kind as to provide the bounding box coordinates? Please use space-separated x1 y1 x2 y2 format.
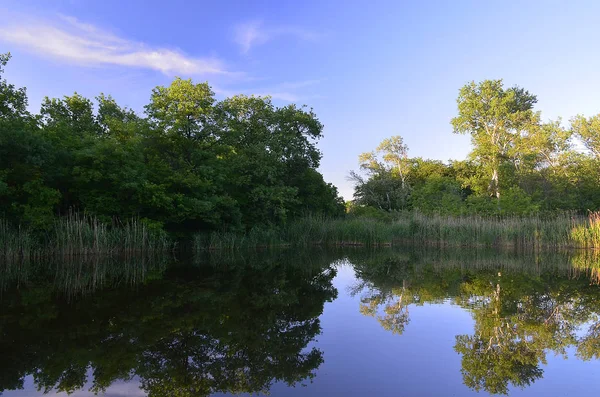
1 0 600 200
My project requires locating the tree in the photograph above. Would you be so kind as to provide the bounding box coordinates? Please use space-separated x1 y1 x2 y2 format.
571 113 600 159
359 135 410 188
0 53 29 122
1 53 345 234
39 93 102 214
287 168 345 217
216 95 328 226
0 53 60 227
411 176 465 214
143 79 239 231
145 78 216 143
350 135 412 211
451 80 539 203
521 119 571 171
349 170 410 211
96 93 141 139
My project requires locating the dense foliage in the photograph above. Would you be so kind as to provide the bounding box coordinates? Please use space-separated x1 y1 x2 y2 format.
0 53 344 234
351 80 600 215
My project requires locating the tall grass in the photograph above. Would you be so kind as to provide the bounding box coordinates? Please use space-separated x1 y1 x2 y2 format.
390 211 581 249
52 214 171 256
195 211 597 250
0 214 172 260
571 212 600 249
0 220 41 262
194 227 287 251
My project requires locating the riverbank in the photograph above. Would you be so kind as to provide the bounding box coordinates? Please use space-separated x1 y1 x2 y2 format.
3 211 600 258
196 212 600 251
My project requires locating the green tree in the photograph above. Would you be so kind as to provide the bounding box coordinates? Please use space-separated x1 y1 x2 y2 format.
0 53 60 227
359 135 410 187
1 53 344 234
451 80 539 203
39 93 102 213
217 95 332 225
143 78 227 231
0 53 29 122
351 135 412 211
521 119 572 172
571 113 600 158
411 175 465 214
349 170 410 211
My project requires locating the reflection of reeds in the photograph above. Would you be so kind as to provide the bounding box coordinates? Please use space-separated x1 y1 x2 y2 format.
0 253 169 297
1 214 172 260
571 211 600 249
195 212 586 250
569 249 600 284
0 220 40 262
345 246 600 285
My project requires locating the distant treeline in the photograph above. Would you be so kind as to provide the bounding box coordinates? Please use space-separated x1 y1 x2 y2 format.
0 53 344 235
350 80 600 216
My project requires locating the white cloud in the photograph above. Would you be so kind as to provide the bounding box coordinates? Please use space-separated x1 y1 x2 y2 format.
0 14 233 76
234 21 269 54
233 20 320 54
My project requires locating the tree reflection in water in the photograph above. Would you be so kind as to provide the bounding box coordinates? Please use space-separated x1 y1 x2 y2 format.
0 251 338 396
3 248 600 396
349 248 600 395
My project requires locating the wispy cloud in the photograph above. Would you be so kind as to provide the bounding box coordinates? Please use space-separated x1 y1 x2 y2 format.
214 79 322 102
233 21 320 54
234 21 269 54
0 14 234 76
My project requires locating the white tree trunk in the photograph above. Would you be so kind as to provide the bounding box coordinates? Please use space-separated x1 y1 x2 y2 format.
490 168 500 200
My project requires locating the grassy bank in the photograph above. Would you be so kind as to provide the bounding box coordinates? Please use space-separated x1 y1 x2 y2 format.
195 211 600 250
4 212 600 257
0 214 172 261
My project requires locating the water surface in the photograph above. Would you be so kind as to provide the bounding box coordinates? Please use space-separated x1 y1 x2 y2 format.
2 249 600 396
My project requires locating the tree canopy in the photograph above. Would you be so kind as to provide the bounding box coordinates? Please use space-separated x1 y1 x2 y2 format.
0 53 344 234
351 80 600 215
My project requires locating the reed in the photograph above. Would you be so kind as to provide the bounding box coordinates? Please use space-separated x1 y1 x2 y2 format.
51 214 171 256
0 214 172 260
0 220 42 261
194 211 594 250
571 211 600 249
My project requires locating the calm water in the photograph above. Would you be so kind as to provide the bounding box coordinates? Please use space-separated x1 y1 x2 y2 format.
2 248 600 396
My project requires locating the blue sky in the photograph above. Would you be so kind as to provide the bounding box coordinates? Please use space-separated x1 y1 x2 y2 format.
1 0 600 199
